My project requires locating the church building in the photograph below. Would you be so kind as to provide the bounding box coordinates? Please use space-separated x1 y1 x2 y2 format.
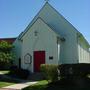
13 2 90 72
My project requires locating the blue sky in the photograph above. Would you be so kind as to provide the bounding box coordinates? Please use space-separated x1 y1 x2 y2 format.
0 0 90 43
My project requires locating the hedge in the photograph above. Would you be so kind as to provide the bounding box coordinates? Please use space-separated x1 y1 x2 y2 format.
58 63 90 78
9 65 30 79
40 64 58 82
40 63 90 82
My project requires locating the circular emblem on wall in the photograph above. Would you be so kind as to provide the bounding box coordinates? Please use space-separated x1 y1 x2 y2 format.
24 53 32 64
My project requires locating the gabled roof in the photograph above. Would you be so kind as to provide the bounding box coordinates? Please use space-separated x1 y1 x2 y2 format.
77 33 90 48
19 17 61 40
18 2 62 40
18 2 49 40
0 38 16 44
18 2 90 47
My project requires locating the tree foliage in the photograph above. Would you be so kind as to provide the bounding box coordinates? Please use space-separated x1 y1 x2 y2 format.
0 40 15 69
0 41 13 52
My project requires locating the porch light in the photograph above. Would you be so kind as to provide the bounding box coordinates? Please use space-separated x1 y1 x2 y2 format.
60 37 65 42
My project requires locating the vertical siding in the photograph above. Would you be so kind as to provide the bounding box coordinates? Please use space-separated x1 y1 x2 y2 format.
38 4 79 64
22 3 79 64
13 39 22 66
89 52 90 61
21 18 58 72
78 37 90 63
23 3 90 64
13 3 90 72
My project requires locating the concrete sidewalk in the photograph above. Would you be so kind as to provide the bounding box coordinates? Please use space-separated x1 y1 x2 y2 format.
1 81 37 90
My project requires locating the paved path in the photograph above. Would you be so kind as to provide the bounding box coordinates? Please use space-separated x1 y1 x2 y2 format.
0 72 42 90
0 72 4 74
1 81 37 90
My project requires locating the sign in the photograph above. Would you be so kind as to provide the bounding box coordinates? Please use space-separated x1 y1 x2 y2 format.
24 53 32 64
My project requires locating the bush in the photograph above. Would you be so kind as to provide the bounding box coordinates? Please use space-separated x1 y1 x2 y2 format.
40 64 58 82
58 63 90 79
0 61 11 70
0 41 15 69
17 69 30 79
9 66 30 79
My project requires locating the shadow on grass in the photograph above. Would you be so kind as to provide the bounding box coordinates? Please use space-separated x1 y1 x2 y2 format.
23 84 47 90
46 77 90 90
0 73 21 84
23 80 48 90
23 77 90 90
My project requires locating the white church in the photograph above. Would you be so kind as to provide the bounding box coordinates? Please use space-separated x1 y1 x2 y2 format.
13 2 90 72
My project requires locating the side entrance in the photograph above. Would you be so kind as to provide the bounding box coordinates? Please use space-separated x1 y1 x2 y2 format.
34 51 45 72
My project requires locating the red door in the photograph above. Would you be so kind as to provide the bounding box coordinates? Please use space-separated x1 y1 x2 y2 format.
34 51 45 72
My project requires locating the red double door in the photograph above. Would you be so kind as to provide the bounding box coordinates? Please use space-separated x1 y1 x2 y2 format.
34 51 45 72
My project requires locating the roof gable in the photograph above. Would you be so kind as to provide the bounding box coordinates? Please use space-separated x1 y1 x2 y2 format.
19 2 78 38
18 2 89 46
21 17 60 40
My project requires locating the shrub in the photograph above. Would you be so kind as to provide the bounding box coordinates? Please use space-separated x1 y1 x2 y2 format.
58 63 90 79
9 66 30 79
17 69 30 79
10 66 18 75
0 61 11 70
40 64 58 82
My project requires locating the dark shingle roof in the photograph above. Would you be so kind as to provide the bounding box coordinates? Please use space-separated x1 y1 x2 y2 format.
0 38 16 44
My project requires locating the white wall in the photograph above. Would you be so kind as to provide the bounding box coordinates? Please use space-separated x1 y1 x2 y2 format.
21 18 58 72
89 51 90 61
78 36 90 63
13 39 22 66
27 3 79 64
13 3 90 73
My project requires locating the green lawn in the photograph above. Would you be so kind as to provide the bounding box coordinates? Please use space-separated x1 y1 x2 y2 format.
23 78 90 90
0 81 14 88
23 80 48 90
0 70 18 88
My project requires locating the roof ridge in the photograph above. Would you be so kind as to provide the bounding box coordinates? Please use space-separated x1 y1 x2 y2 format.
18 2 48 39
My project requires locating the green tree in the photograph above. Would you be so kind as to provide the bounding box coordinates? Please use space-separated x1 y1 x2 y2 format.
0 40 15 69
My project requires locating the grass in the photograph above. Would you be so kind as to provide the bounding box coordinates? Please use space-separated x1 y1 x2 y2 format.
0 70 20 88
23 77 90 90
23 80 48 90
0 81 14 88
